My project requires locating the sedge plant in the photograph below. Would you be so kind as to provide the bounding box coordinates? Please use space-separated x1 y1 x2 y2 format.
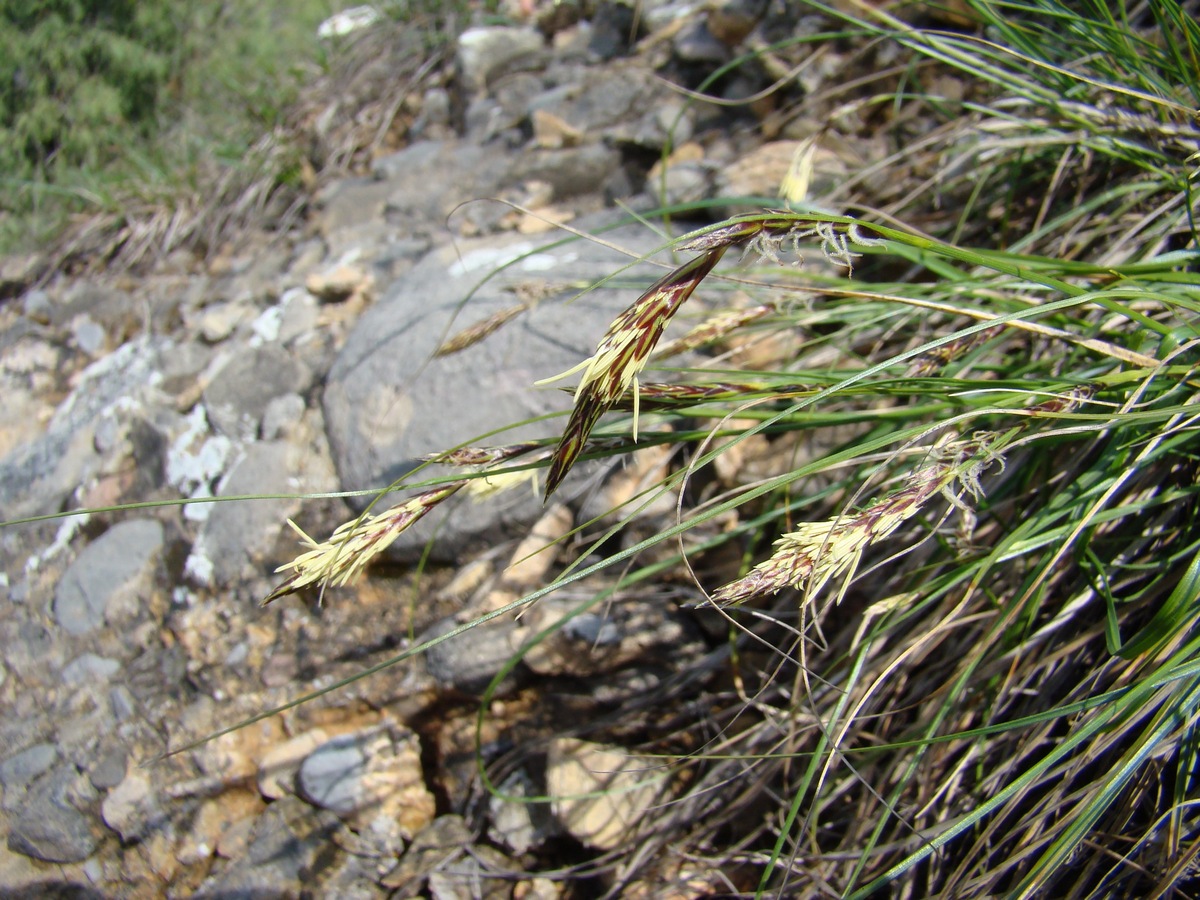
10 0 1198 897
258 2 1200 895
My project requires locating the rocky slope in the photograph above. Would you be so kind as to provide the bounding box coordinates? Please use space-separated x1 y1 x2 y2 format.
0 1 928 895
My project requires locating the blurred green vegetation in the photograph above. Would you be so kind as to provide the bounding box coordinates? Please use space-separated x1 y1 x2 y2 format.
0 0 344 255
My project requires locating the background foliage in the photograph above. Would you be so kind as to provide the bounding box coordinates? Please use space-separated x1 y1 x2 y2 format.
0 0 341 256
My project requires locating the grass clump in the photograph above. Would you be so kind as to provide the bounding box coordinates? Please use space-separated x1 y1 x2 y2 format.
0 0 181 180
15 0 1199 896
252 1 1199 894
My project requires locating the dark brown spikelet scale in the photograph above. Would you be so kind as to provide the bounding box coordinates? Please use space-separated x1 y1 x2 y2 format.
542 246 727 500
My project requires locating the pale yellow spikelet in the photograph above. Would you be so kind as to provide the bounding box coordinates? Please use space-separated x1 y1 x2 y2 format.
713 437 998 607
264 483 464 604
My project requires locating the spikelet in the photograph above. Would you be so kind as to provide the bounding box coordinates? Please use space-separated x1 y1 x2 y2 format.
652 304 775 360
713 437 997 606
542 246 728 498
264 483 464 604
434 303 528 357
425 442 542 467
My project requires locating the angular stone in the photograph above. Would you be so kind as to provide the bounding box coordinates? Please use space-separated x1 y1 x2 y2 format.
61 653 121 685
377 140 518 226
0 744 59 797
0 337 165 519
6 805 97 864
488 771 555 854
381 814 471 890
101 771 167 843
546 738 669 850
510 144 623 201
297 724 434 838
184 441 301 587
202 344 313 441
322 212 681 558
53 519 164 636
257 728 331 800
422 614 526 696
457 26 545 90
428 843 514 900
196 795 345 897
6 769 98 864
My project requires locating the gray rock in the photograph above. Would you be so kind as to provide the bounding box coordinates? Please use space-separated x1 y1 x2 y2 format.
61 653 122 685
297 723 433 835
377 140 517 226
423 616 524 695
276 287 319 345
529 67 662 139
0 743 59 798
108 684 137 722
487 770 555 854
412 86 453 138
71 314 107 356
380 814 471 891
457 26 545 91
322 212 679 557
297 734 367 815
203 344 312 441
647 159 716 207
673 20 731 64
6 768 98 864
53 518 165 636
22 288 52 322
427 843 515 900
588 0 642 58
184 441 299 587
88 746 128 791
6 806 98 864
511 144 624 200
513 593 706 678
260 392 307 441
0 337 165 519
493 72 545 129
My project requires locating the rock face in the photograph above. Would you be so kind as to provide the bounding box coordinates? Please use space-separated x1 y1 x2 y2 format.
0 2 866 895
323 212 678 557
53 519 164 636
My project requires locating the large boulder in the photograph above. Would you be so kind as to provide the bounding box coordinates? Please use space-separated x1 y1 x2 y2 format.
322 212 682 558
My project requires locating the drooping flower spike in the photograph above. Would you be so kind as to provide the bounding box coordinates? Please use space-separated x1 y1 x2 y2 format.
264 482 464 604
541 245 728 498
712 436 1000 607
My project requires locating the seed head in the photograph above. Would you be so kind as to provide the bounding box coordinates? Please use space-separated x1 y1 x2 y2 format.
713 439 997 606
435 303 527 357
264 483 464 604
543 246 727 498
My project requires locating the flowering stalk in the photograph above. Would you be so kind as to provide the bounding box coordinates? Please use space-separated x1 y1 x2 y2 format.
906 326 1002 377
425 442 543 467
608 381 816 409
435 303 527 357
543 246 728 498
264 482 464 604
680 212 884 271
712 437 998 606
